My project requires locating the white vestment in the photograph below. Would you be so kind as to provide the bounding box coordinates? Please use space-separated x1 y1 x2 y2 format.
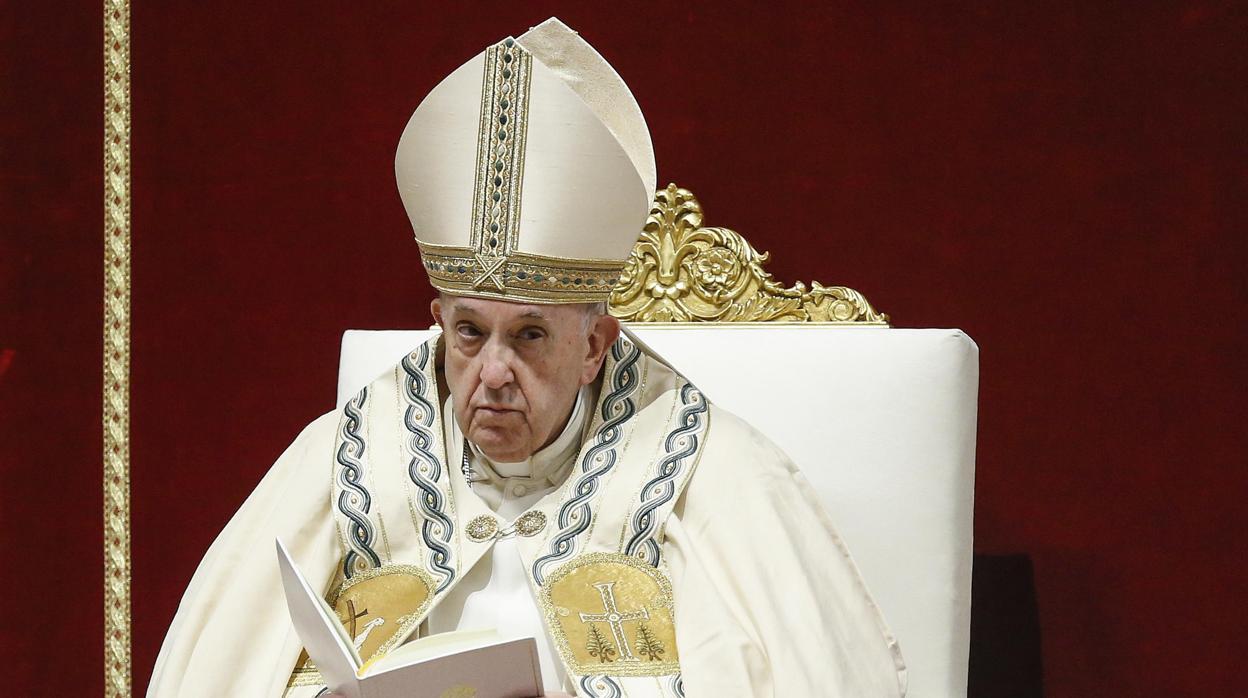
425 385 595 693
148 334 906 697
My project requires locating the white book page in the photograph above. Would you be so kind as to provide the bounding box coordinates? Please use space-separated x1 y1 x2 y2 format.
366 628 501 674
276 538 364 697
361 636 544 698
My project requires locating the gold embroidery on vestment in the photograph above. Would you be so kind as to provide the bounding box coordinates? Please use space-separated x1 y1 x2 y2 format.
539 553 680 677
466 514 499 542
514 509 547 537
466 510 548 542
287 565 437 687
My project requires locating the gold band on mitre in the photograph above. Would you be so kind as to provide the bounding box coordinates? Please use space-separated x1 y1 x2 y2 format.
396 19 656 304
419 243 626 304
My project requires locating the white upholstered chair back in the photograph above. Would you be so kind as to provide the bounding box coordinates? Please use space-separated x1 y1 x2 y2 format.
337 324 978 697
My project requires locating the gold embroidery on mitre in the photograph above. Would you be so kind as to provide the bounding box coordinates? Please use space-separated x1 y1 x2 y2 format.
416 36 631 304
420 243 626 304
286 565 437 687
539 552 680 677
468 37 531 289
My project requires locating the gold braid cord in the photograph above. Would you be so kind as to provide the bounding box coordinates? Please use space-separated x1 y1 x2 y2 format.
610 184 889 324
103 0 132 695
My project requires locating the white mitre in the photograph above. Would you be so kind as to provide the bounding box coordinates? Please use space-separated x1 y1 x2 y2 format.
395 17 656 304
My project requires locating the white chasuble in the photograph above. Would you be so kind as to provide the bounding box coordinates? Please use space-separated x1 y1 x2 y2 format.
148 332 906 697
426 383 594 693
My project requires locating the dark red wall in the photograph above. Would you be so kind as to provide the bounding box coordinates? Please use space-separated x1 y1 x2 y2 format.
2 2 1244 696
0 3 104 696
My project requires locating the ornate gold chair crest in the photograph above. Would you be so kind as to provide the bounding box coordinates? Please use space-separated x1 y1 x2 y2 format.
609 184 888 325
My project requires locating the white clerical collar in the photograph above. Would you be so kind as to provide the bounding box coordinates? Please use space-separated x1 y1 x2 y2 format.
451 384 593 484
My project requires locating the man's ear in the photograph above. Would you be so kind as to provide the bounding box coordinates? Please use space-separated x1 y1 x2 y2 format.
582 313 621 385
430 297 445 329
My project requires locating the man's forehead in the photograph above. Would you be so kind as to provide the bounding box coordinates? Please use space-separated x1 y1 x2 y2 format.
444 295 567 320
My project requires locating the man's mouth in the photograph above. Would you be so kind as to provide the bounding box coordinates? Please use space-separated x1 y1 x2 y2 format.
474 405 519 416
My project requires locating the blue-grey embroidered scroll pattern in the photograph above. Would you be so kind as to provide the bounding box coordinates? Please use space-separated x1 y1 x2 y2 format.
578 675 623 698
401 343 456 591
669 673 687 697
532 338 642 584
337 387 380 577
625 382 708 566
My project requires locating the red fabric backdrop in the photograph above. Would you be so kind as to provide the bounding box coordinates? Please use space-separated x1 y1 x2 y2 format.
2 2 1245 696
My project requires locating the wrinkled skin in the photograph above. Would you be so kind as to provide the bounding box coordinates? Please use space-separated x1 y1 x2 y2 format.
431 294 620 463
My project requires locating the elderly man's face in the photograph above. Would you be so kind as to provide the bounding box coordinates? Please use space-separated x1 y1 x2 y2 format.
431 294 620 462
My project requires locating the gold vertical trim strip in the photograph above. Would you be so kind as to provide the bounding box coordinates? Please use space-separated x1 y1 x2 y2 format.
103 0 132 695
467 37 533 290
470 38 532 256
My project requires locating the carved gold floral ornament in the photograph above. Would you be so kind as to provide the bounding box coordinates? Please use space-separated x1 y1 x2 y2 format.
610 184 889 324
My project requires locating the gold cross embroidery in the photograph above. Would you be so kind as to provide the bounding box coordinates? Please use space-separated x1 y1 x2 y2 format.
578 581 650 662
472 254 507 290
339 599 369 640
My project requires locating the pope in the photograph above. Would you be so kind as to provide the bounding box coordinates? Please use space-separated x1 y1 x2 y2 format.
149 18 906 698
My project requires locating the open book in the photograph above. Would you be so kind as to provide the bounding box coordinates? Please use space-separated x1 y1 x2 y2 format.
276 539 544 698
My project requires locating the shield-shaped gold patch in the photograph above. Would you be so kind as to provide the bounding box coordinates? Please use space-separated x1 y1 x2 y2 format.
287 565 436 687
539 553 680 677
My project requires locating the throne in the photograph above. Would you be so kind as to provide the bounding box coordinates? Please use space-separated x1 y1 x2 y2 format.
336 185 978 697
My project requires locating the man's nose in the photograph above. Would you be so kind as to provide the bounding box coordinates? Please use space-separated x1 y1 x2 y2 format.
478 340 516 390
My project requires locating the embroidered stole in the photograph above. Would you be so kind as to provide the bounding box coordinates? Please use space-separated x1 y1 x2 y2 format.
290 334 709 698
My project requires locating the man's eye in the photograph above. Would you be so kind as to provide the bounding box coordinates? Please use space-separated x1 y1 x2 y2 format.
456 324 482 339
518 328 546 341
